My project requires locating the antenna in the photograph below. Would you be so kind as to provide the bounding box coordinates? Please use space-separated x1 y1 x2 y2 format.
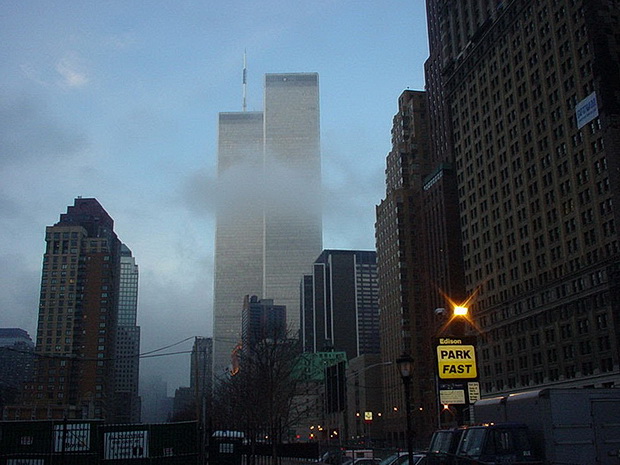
242 50 247 112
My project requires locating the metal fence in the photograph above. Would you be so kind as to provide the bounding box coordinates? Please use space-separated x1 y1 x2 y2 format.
1 420 321 465
0 420 199 465
0 419 101 465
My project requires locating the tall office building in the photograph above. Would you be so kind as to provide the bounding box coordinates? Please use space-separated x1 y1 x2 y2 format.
114 244 141 423
375 91 441 446
213 73 322 375
424 0 620 398
190 337 212 426
6 198 127 421
0 329 34 409
301 250 379 360
242 296 287 350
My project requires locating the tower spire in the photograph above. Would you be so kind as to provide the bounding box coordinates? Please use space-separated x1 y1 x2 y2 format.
242 50 247 112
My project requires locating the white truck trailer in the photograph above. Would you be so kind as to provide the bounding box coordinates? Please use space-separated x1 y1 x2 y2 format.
472 388 620 464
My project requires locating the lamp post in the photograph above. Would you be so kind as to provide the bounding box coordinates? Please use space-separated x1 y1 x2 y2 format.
396 353 414 465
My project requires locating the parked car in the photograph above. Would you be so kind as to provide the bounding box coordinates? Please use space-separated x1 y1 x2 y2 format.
426 427 466 465
351 458 381 465
378 452 426 465
377 452 408 465
394 453 426 465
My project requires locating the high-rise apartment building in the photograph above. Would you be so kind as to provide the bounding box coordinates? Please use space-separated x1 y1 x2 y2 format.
213 73 322 375
424 0 620 398
6 198 128 421
114 244 141 423
301 250 379 360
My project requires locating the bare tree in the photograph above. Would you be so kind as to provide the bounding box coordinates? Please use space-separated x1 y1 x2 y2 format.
211 330 309 461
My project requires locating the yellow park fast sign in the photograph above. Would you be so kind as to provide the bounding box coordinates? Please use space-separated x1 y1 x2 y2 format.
436 338 477 379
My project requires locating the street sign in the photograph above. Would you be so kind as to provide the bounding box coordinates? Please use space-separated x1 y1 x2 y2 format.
436 338 477 379
439 389 465 404
468 382 480 402
576 91 598 129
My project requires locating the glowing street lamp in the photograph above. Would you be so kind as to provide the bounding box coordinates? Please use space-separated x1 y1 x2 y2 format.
453 306 468 316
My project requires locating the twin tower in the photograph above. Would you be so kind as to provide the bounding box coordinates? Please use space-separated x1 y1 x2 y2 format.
213 73 322 374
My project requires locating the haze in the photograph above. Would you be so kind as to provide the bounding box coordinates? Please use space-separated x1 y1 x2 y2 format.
0 1 429 393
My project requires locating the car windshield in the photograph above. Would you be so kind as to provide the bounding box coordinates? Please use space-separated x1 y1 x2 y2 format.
458 428 486 457
394 455 425 465
428 431 454 453
378 454 400 465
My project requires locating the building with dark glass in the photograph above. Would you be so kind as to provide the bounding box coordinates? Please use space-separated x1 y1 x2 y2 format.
301 250 379 360
0 328 34 410
114 244 141 423
242 296 287 350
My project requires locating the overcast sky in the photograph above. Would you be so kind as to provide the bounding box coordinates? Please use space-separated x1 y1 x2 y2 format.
0 1 429 393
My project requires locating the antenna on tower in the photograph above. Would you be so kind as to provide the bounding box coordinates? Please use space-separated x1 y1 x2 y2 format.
242 50 247 112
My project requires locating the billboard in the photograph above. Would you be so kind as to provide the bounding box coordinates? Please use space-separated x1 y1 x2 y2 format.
53 423 91 452
103 430 149 460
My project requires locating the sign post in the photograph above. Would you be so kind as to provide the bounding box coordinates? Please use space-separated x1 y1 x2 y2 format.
434 336 479 415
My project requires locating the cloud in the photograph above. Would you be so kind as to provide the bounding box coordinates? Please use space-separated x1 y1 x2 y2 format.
0 93 88 166
19 63 52 88
181 169 217 218
56 53 89 88
103 32 138 51
320 134 384 250
0 253 40 335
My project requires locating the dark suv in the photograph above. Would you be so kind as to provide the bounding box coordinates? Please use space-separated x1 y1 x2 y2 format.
426 427 466 465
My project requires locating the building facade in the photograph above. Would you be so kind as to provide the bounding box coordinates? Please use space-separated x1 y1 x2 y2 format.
0 329 34 410
5 198 128 421
213 111 265 377
114 244 141 423
425 0 620 397
213 73 322 375
262 74 323 328
301 250 379 361
242 296 287 350
375 91 442 446
190 336 213 427
346 354 385 445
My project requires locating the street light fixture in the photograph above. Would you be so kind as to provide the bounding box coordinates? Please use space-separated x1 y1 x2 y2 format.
453 305 468 316
396 353 414 465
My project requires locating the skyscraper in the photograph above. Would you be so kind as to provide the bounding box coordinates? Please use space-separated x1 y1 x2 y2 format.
262 74 323 317
424 0 620 397
242 296 287 350
301 250 379 360
6 198 129 421
213 73 322 375
0 329 34 410
114 244 141 423
375 91 440 445
190 336 212 427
